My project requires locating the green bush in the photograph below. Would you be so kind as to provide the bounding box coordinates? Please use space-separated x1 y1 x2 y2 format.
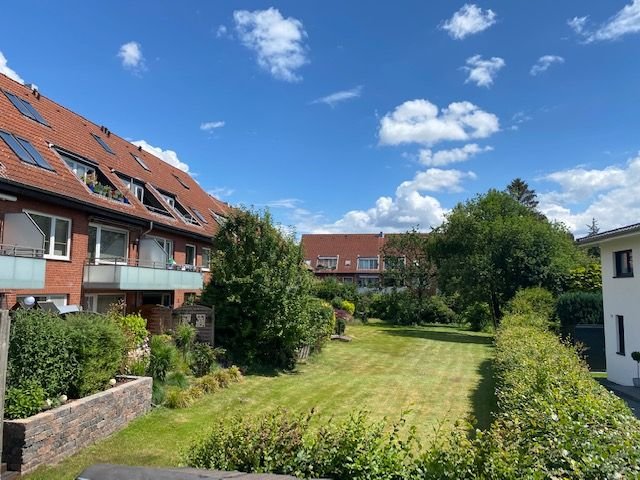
148 335 178 382
566 263 602 293
112 312 147 349
556 291 604 327
66 314 127 398
174 323 197 359
462 302 493 331
164 386 194 409
507 287 555 321
423 296 457 324
312 277 358 303
305 298 335 351
8 309 78 398
193 374 221 394
4 380 46 420
335 317 346 336
191 343 218 377
165 371 189 389
340 300 355 315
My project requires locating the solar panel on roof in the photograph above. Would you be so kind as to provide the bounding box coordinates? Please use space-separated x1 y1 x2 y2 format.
0 130 54 171
3 91 48 126
92 134 115 154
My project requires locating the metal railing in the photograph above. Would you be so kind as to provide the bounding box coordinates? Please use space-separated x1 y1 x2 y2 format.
85 256 205 272
0 244 45 258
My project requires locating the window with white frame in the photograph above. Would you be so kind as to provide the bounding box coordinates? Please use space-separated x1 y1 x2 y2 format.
84 293 124 313
317 256 338 269
201 247 211 270
25 211 71 259
186 244 196 266
88 224 128 263
357 257 379 270
118 174 144 202
63 155 96 182
152 236 174 260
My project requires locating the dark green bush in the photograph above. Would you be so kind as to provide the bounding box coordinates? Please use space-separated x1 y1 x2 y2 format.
8 309 78 398
4 380 46 420
507 286 555 321
305 298 335 351
556 291 603 326
335 317 346 336
148 335 178 382
66 314 126 398
191 342 218 377
462 302 492 331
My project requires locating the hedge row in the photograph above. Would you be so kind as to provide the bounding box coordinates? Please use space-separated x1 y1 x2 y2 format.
183 312 640 478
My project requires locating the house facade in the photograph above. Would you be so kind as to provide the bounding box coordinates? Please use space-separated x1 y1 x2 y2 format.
0 73 231 313
301 233 388 288
578 224 640 386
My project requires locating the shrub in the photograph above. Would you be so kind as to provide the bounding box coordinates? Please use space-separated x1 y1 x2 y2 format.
423 296 457 324
4 380 46 420
212 369 233 388
303 298 335 352
227 365 243 382
191 343 218 377
8 309 78 398
462 302 493 332
128 357 149 376
507 287 555 321
165 371 189 389
151 381 166 406
312 277 357 303
193 374 221 394
113 313 147 351
330 297 344 310
164 386 194 409
340 300 355 315
65 314 127 398
566 263 602 293
148 335 178 382
174 323 197 359
556 291 604 327
335 317 346 336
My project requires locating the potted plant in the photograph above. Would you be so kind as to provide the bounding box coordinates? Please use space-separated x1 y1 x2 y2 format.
632 351 640 387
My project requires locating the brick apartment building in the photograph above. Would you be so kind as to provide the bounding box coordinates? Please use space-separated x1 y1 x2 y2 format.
0 73 231 313
301 233 388 287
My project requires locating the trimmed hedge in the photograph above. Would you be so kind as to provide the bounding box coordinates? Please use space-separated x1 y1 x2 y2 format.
556 291 604 326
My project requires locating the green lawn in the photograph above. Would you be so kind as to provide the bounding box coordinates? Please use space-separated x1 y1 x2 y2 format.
26 321 495 480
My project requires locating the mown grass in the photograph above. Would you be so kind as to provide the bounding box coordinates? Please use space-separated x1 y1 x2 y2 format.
26 320 495 479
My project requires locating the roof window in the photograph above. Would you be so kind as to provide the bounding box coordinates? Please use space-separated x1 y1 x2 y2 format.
0 130 54 170
131 153 151 171
3 90 48 126
92 133 115 154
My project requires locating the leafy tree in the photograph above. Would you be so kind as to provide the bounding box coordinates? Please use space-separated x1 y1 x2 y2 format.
506 177 539 210
382 228 435 303
430 190 587 322
200 209 312 369
585 217 601 258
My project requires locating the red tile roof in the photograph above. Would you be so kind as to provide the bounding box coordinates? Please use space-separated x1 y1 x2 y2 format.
301 233 387 274
0 73 231 239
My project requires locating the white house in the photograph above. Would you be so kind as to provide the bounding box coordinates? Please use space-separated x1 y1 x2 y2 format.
578 224 640 386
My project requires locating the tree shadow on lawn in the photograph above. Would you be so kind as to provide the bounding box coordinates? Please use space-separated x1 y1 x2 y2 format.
382 324 494 346
470 358 497 431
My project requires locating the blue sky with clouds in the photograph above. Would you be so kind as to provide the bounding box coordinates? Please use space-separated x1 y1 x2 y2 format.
1 1 640 236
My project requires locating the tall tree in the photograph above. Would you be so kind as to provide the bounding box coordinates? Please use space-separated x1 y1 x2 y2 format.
200 209 311 369
430 190 587 322
506 177 539 210
585 217 601 259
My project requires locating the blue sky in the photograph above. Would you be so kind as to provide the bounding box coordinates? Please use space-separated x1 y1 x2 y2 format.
2 1 640 236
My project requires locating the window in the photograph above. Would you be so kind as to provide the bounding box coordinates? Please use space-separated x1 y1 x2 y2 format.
186 244 196 266
85 294 124 313
141 292 171 307
161 193 175 208
201 247 211 271
173 174 190 189
26 211 71 259
118 174 144 202
192 207 208 224
91 133 115 154
210 210 227 225
88 224 128 264
131 153 150 171
3 90 48 125
317 256 338 269
617 315 626 355
0 130 54 170
614 250 633 277
342 277 354 284
358 276 380 288
159 192 199 225
357 257 379 270
63 155 96 182
152 237 174 259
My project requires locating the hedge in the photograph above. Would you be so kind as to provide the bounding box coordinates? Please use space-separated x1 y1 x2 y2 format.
556 291 604 326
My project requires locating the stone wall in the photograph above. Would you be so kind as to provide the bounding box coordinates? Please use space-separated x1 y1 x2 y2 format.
2 375 152 474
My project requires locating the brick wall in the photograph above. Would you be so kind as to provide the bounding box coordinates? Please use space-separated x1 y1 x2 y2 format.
2 376 152 474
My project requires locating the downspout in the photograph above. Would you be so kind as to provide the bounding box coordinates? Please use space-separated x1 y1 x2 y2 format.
141 221 154 239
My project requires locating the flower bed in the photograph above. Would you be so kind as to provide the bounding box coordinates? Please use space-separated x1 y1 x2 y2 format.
2 376 152 474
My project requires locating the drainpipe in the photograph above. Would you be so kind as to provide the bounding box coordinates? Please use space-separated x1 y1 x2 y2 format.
141 221 154 239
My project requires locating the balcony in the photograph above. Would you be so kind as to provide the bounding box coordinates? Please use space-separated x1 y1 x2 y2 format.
83 258 204 290
0 244 46 289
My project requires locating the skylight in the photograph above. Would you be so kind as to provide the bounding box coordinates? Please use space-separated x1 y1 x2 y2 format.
192 207 208 224
173 174 190 189
3 91 49 126
0 130 54 171
209 209 227 225
92 134 115 154
131 153 150 171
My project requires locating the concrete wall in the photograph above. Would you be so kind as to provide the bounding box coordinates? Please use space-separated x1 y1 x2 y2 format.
601 237 640 385
2 376 152 474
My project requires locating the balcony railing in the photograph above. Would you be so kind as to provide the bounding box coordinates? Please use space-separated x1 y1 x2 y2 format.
0 244 45 258
86 256 204 272
0 244 46 289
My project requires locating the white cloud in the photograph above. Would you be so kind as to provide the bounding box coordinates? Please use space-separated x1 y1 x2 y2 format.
379 99 500 147
233 8 308 82
0 51 24 84
463 55 505 88
539 155 640 235
311 86 362 107
117 41 145 72
216 25 229 38
208 187 235 199
441 4 497 40
132 140 190 173
510 111 533 131
569 0 640 42
530 55 565 76
200 121 225 132
419 144 493 167
266 198 302 209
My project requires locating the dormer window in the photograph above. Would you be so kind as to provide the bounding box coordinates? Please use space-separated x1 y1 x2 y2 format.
58 150 127 203
357 257 379 270
317 256 338 269
158 190 199 225
210 210 227 225
117 174 145 202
